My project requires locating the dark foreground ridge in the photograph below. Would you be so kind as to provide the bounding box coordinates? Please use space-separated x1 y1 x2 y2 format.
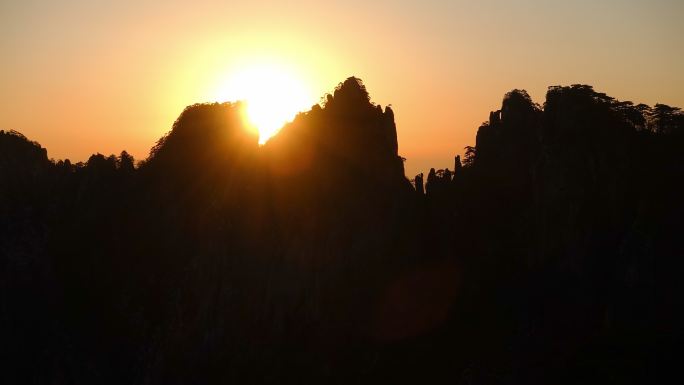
1 77 683 384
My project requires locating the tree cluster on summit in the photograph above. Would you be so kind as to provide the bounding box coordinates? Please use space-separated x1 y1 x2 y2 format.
415 85 683 198
1 77 682 384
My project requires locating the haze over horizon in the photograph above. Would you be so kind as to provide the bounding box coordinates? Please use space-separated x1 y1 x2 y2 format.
2 0 683 176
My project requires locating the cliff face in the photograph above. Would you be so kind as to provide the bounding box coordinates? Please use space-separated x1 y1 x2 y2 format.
1 80 683 385
476 90 540 167
142 102 259 186
467 84 680 272
0 130 51 206
453 86 683 374
263 77 408 191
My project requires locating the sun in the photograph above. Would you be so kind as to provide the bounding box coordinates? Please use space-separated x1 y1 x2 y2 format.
215 63 314 144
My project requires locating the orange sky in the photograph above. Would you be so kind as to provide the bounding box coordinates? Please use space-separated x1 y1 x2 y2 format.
2 0 683 177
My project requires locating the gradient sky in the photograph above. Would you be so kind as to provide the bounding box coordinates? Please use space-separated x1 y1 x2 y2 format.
2 0 683 177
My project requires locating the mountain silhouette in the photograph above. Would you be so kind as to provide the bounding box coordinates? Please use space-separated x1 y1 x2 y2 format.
1 78 683 384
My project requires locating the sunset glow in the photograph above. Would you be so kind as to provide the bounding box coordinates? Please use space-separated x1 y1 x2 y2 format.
1 1 682 176
214 64 315 144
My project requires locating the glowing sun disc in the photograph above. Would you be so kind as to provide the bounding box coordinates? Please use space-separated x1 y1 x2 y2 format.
215 64 313 144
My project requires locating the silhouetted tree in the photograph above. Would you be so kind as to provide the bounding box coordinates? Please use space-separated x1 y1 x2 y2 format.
119 150 135 173
651 103 684 135
414 173 425 195
463 146 476 167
